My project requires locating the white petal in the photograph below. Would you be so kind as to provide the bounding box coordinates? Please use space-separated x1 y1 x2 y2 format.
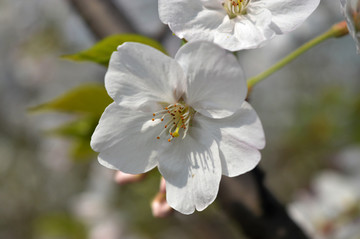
196 101 265 177
259 0 320 34
218 136 261 177
158 127 221 214
159 0 226 42
217 16 235 33
105 42 186 112
175 41 247 118
200 0 224 9
91 103 164 174
214 7 275 51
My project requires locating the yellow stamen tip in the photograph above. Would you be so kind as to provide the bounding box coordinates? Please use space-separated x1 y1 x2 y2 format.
172 132 179 137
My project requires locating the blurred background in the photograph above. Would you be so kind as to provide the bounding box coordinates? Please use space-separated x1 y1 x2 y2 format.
0 0 360 238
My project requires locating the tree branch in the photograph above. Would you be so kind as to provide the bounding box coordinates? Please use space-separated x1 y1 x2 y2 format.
66 0 136 39
218 167 309 239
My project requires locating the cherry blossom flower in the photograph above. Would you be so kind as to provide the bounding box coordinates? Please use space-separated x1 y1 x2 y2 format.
158 0 320 51
341 0 360 53
91 41 265 214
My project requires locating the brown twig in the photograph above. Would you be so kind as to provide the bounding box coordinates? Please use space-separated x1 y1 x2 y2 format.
218 167 309 239
66 0 136 39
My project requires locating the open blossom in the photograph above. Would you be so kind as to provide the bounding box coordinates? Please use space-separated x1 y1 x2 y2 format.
91 41 265 214
341 0 360 53
158 0 320 51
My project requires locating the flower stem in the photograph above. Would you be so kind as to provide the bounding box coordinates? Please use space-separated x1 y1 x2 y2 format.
247 21 349 88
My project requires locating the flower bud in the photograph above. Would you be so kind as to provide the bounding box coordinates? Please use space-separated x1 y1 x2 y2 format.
331 21 349 38
114 171 145 185
151 178 173 218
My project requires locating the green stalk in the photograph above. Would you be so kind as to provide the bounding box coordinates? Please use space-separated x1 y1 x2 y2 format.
247 21 349 88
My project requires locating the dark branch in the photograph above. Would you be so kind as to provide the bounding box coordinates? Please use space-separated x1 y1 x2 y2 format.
66 0 136 39
66 0 169 41
218 167 309 239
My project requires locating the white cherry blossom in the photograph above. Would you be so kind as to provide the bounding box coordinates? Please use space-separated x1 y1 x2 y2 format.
158 0 320 51
91 41 265 214
341 0 360 53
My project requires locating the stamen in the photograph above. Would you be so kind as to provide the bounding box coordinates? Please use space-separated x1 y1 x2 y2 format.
223 0 250 18
151 102 194 142
157 126 169 139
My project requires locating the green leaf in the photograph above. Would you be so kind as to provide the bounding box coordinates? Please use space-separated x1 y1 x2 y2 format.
46 117 98 160
33 212 87 239
62 34 167 66
71 139 96 160
46 117 97 139
29 84 112 115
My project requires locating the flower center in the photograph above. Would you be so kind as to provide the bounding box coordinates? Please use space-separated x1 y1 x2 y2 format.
222 0 250 19
151 102 194 142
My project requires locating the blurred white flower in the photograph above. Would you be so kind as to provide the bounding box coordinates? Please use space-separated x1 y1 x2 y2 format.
340 0 360 53
91 41 265 214
158 0 320 51
288 171 360 239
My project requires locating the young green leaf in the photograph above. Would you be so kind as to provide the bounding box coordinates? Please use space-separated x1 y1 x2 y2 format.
29 84 112 116
46 117 97 139
62 34 167 66
71 139 96 161
45 117 98 160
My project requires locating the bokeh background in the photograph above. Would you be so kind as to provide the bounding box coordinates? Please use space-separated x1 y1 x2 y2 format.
1 0 360 238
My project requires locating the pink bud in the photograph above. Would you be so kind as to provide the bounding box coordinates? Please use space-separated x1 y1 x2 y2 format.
151 177 173 218
159 177 166 193
114 171 145 185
